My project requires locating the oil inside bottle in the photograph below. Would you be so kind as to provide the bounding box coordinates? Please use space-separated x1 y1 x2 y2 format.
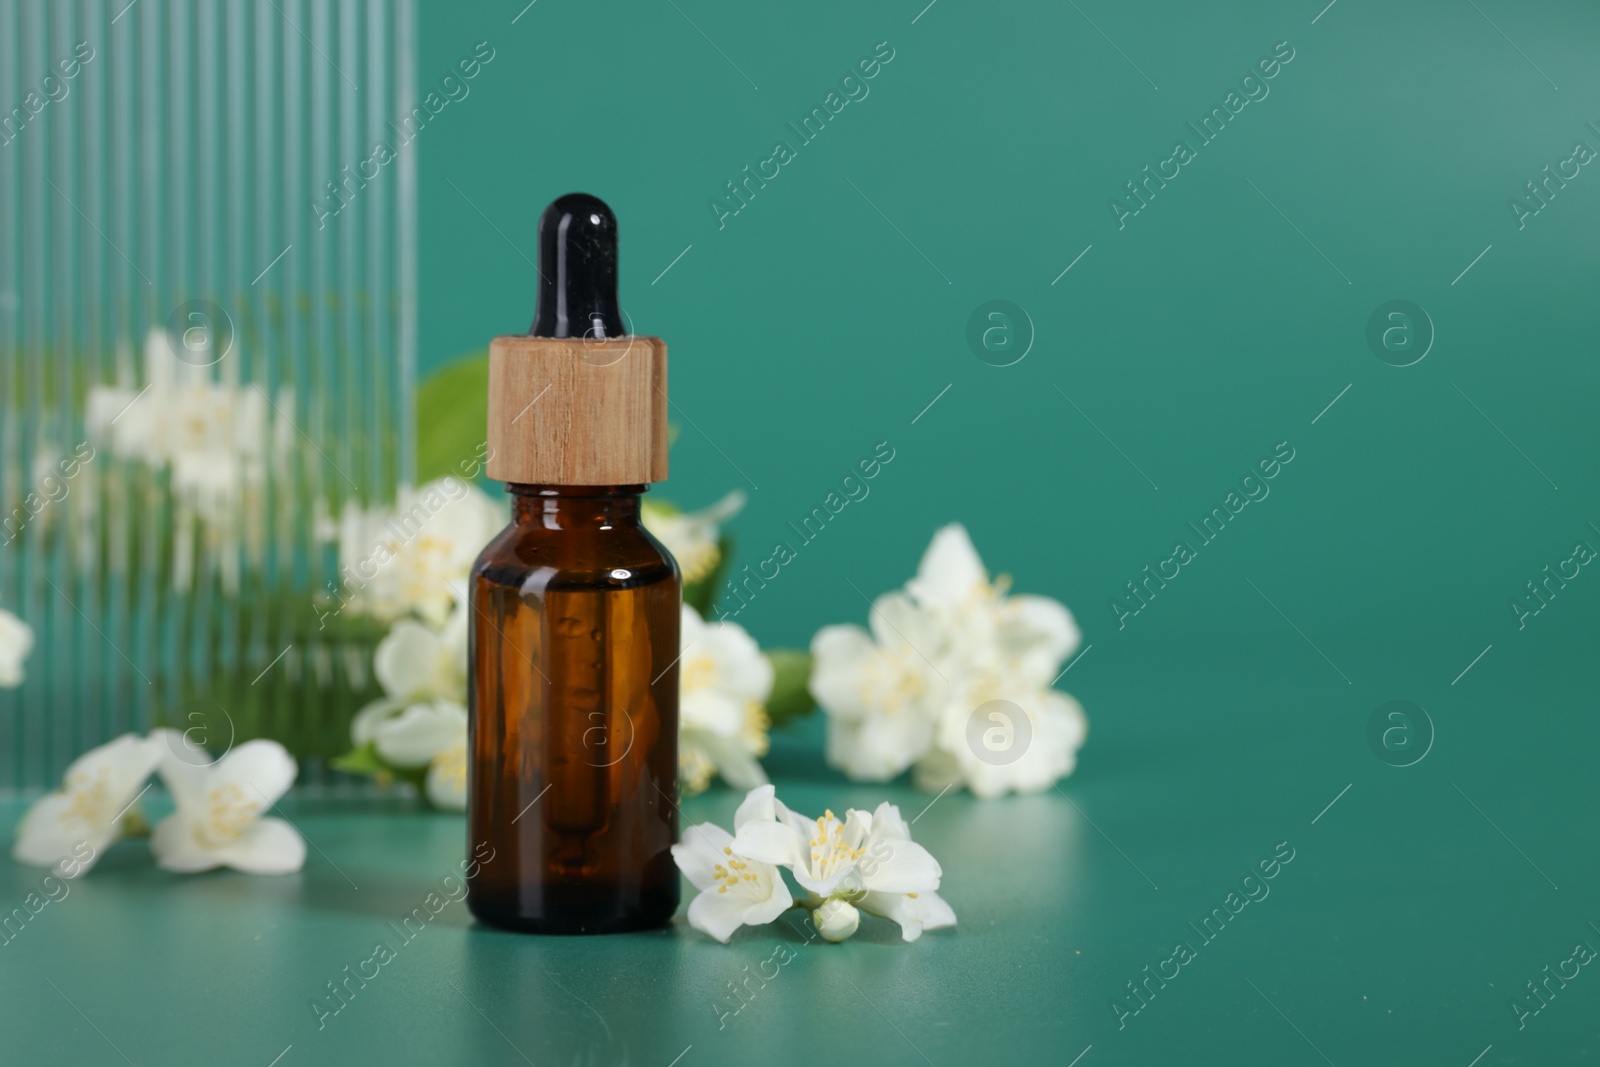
466 485 680 934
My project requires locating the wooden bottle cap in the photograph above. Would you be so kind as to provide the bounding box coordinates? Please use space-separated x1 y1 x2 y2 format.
485 334 668 486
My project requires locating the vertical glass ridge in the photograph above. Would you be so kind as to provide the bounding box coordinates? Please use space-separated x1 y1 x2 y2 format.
0 0 418 793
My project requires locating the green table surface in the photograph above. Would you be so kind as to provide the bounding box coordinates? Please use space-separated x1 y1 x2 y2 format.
4 686 1595 1067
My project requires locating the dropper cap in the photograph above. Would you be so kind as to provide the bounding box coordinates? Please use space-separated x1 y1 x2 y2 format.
485 195 667 487
530 193 626 339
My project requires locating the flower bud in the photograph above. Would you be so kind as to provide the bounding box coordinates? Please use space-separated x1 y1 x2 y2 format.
813 899 860 943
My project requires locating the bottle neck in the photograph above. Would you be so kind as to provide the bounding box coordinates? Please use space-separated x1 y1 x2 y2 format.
507 484 647 529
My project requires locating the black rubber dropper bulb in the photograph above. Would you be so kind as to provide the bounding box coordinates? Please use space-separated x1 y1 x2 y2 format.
530 193 626 339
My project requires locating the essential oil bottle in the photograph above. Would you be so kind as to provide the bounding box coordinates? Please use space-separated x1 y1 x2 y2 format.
466 193 681 934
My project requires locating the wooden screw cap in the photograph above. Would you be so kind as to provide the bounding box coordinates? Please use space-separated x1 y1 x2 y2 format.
485 335 668 486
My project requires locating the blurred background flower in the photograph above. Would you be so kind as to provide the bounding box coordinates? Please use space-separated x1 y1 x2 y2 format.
331 477 504 627
643 489 745 586
0 606 34 689
11 734 161 875
337 606 471 809
810 524 1087 798
678 604 773 795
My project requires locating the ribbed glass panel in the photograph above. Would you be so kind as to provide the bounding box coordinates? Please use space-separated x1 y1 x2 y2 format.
0 0 417 793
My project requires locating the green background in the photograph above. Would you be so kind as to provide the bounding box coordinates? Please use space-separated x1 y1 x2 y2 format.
11 0 1600 1063
419 0 1598 676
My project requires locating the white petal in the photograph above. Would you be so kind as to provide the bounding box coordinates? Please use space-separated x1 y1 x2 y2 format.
350 698 403 747
860 889 956 942
699 739 768 791
212 817 306 874
741 870 794 927
686 886 753 943
808 624 878 720
1049 690 1090 753
15 734 162 871
149 726 215 782
868 801 911 842
866 592 945 660
361 479 504 627
679 603 709 645
65 733 163 808
906 524 987 612
792 868 859 900
426 743 468 810
849 707 936 781
776 798 820 844
211 739 299 809
729 801 806 870
438 603 471 660
11 793 113 873
842 808 873 853
149 814 222 873
939 687 1087 798
671 822 736 891
859 837 943 895
813 593 950 786
678 738 717 797
692 489 747 526
680 690 745 738
0 608 35 687
374 619 445 700
650 493 743 585
732 784 778 830
684 863 792 943
696 623 774 702
373 701 467 768
999 595 1081 685
155 739 213 811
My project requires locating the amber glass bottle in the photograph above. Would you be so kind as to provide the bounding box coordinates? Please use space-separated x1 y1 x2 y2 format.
466 194 680 933
467 484 680 933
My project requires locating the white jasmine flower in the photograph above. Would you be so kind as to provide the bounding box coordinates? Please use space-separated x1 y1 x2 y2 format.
679 605 773 795
813 898 860 942
11 734 163 876
0 607 35 688
672 785 794 942
810 592 948 782
643 490 745 584
813 524 1088 798
335 477 505 625
673 786 955 945
732 794 941 901
150 737 306 874
83 331 290 599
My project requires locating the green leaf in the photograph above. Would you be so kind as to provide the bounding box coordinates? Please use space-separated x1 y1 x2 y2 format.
764 648 815 727
329 740 388 777
330 741 429 792
415 351 490 484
